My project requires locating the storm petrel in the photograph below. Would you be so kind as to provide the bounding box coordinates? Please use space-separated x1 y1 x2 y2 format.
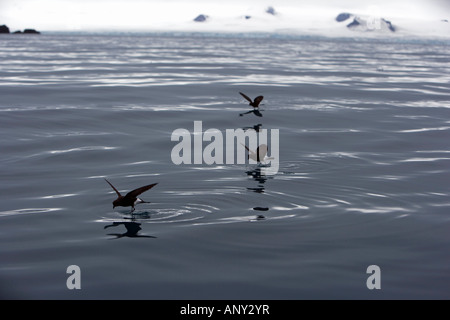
105 179 158 213
241 143 268 162
239 92 264 108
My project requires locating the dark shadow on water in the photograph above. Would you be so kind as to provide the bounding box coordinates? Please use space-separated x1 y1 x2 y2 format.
246 167 272 185
246 167 272 214
253 207 269 211
239 109 263 117
104 221 156 239
243 124 262 132
247 186 265 193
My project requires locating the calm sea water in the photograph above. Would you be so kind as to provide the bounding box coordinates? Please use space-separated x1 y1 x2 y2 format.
0 33 449 299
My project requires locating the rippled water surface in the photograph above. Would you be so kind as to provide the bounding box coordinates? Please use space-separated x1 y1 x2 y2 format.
0 33 449 299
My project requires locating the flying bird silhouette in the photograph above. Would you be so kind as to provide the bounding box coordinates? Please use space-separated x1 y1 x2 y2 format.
239 92 264 108
105 179 158 213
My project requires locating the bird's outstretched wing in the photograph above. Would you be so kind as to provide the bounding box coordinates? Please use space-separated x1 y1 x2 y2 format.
256 144 268 161
239 92 253 103
126 183 158 198
105 179 122 197
241 143 257 160
240 143 252 153
254 96 264 106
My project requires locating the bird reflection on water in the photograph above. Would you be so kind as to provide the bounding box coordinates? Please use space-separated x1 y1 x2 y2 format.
239 109 263 117
243 124 262 132
246 167 270 185
104 221 156 239
246 166 271 215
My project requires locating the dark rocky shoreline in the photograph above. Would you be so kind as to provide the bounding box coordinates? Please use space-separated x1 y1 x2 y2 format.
0 25 40 34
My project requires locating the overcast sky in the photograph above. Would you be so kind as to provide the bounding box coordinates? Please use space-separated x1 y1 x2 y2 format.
1 0 448 31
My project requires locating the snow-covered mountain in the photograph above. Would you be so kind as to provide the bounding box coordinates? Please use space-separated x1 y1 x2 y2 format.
186 6 449 39
336 12 396 33
2 1 448 39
